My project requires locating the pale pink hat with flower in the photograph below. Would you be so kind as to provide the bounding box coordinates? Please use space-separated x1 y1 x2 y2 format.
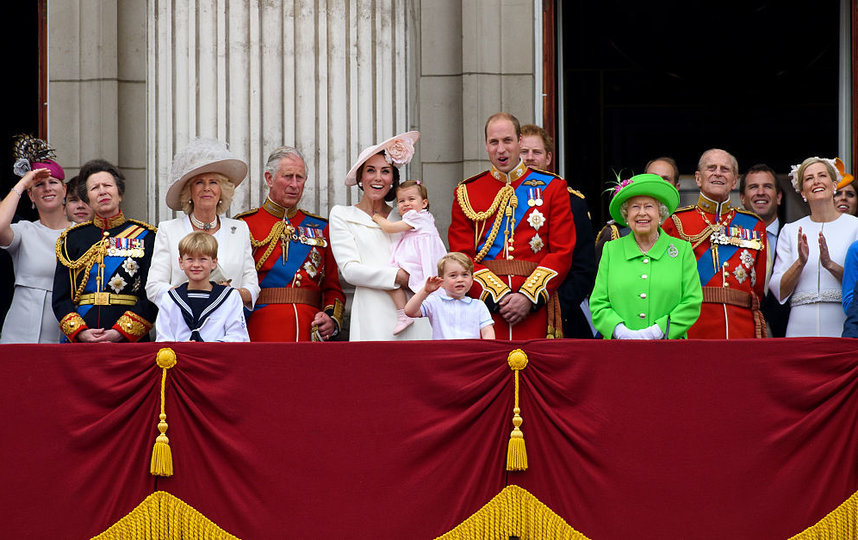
345 131 420 186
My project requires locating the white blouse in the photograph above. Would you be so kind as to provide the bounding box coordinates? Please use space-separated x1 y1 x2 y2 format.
145 215 260 307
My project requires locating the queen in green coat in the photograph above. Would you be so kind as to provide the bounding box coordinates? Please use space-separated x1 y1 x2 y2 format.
590 173 702 339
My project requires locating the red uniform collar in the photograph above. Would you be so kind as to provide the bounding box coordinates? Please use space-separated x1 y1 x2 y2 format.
489 160 528 184
262 197 299 219
92 211 126 230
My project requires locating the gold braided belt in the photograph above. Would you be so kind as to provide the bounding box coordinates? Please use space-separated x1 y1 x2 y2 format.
257 287 321 307
78 292 138 306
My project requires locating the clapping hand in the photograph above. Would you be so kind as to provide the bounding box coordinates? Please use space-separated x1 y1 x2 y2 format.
797 226 809 266
818 231 832 269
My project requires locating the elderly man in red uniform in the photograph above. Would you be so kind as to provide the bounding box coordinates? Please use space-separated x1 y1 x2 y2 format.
448 112 575 339
661 148 768 338
236 146 344 341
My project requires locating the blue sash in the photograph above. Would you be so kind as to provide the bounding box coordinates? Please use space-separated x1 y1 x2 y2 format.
477 171 554 260
78 227 150 317
255 214 326 308
696 212 759 286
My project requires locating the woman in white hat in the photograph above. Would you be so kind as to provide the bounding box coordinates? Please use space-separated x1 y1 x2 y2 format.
329 131 432 341
145 138 259 308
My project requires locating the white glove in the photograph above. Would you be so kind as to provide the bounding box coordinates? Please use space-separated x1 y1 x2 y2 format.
638 323 665 340
613 323 639 339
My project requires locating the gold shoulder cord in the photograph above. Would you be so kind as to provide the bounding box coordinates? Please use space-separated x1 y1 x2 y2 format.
456 183 516 263
55 232 110 303
669 214 713 249
248 220 296 271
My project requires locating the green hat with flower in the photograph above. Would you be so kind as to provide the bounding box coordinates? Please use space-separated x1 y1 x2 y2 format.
609 173 680 227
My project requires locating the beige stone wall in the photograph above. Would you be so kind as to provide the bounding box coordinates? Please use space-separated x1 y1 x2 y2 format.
48 0 148 221
47 0 538 234
416 0 536 241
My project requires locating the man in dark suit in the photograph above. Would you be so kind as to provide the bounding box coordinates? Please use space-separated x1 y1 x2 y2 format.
520 124 597 338
739 163 789 337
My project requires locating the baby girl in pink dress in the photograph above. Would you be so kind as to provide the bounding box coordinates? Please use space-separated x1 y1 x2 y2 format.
372 180 447 334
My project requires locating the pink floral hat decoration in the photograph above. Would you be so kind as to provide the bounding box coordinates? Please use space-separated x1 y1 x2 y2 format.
345 131 419 186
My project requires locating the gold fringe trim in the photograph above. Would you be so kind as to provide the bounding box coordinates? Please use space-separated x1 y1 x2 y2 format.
506 349 529 471
150 348 177 477
435 485 589 540
91 491 239 539
788 489 858 539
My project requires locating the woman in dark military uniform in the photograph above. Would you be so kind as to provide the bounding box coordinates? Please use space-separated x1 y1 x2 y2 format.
52 159 157 342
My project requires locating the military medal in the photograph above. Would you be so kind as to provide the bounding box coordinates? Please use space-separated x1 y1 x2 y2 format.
527 209 545 231
298 226 328 248
527 187 544 207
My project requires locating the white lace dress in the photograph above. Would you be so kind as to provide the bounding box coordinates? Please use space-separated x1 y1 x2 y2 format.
769 213 858 337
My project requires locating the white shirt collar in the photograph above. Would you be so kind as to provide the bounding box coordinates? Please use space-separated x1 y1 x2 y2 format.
439 292 474 303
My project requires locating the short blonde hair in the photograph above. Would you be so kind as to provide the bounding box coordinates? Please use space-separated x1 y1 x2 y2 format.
178 231 219 259
179 172 236 215
795 157 839 193
437 251 473 276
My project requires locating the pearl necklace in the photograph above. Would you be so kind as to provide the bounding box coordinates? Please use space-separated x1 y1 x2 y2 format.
190 213 218 231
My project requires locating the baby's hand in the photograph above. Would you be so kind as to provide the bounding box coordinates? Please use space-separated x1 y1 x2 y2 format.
371 213 383 224
424 276 443 293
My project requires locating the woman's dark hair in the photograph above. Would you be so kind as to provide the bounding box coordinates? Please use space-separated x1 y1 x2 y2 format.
77 159 126 203
356 151 400 202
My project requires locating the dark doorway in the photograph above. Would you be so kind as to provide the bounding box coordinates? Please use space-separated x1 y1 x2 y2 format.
0 2 40 326
560 0 841 225
1 2 40 214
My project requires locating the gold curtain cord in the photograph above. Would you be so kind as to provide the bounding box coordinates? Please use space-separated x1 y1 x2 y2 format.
150 348 177 477
506 349 529 472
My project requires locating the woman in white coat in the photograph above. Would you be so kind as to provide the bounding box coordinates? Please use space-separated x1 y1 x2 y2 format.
146 138 259 308
329 132 432 341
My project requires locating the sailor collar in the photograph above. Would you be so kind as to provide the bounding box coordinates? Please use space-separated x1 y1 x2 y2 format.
490 160 528 184
262 197 299 219
696 193 732 217
93 211 126 230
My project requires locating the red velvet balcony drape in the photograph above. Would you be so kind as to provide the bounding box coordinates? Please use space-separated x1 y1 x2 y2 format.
1 339 857 539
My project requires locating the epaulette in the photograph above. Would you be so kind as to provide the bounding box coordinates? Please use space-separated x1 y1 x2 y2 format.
733 207 765 223
300 208 328 222
567 187 586 200
233 208 259 220
530 167 562 179
672 204 696 213
129 218 157 232
457 170 489 186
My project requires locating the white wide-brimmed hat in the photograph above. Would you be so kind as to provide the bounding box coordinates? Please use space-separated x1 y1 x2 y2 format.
165 138 248 210
345 131 420 186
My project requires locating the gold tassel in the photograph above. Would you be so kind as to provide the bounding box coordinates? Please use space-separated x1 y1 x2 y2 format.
150 347 177 477
506 349 529 471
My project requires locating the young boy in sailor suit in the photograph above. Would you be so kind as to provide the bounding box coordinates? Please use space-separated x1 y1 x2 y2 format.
155 232 249 342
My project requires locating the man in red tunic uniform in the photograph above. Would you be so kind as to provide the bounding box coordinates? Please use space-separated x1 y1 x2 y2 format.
661 148 768 338
448 112 576 339
236 147 344 341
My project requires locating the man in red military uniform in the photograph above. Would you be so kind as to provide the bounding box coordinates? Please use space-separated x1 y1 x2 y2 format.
448 112 576 339
236 146 344 341
661 148 768 338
